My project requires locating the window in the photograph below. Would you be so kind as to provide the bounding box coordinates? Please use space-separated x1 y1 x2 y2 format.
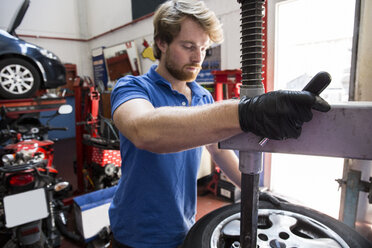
270 0 356 218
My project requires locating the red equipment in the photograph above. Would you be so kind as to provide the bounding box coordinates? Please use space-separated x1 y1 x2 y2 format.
0 97 66 119
211 69 242 101
73 76 121 192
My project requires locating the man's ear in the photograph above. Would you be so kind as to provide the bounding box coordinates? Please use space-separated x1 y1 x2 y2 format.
155 38 168 54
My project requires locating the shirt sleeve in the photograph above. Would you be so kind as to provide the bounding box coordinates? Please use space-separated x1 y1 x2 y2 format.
110 75 150 117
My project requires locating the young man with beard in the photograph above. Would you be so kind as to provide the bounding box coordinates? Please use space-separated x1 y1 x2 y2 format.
109 1 330 247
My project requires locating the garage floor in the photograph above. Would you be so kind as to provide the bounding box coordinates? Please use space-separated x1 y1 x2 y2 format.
54 138 230 247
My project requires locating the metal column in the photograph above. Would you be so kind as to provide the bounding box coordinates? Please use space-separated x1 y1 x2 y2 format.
237 0 266 247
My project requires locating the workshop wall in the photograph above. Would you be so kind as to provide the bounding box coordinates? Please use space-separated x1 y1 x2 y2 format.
0 0 92 77
87 0 242 76
1 0 370 90
0 0 80 38
0 0 242 79
84 0 133 38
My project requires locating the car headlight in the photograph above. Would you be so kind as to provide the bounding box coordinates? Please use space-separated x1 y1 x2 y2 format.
40 48 59 60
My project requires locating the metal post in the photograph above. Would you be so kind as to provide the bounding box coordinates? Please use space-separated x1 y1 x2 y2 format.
239 151 263 247
237 0 266 246
340 169 372 228
239 85 264 248
73 77 85 193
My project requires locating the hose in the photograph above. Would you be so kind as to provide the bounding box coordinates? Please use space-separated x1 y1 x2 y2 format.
55 211 83 243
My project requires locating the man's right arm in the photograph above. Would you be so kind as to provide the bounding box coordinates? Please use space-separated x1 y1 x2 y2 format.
113 90 330 154
113 98 242 154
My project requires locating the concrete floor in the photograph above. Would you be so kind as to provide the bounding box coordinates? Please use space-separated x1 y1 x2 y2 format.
53 138 230 247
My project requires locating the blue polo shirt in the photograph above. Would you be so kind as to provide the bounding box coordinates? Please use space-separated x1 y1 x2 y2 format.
109 65 214 248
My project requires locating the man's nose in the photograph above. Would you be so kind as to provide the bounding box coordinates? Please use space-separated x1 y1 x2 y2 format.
191 49 204 63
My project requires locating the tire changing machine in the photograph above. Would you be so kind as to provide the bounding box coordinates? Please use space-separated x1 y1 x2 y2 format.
229 1 372 247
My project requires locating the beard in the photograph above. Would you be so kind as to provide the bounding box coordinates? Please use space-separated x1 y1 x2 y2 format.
164 49 202 82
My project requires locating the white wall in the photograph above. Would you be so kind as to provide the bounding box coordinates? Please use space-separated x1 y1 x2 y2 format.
0 0 80 38
85 0 133 38
89 13 155 75
0 0 242 77
203 0 241 70
0 0 90 75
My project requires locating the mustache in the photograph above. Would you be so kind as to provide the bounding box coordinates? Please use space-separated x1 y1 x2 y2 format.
184 64 202 69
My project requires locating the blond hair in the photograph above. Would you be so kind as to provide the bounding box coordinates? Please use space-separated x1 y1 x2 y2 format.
153 0 223 59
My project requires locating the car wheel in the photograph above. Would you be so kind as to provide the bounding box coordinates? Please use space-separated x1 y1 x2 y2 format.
0 58 41 99
183 198 372 248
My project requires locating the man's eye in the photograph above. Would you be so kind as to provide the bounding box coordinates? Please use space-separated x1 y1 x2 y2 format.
183 45 194 50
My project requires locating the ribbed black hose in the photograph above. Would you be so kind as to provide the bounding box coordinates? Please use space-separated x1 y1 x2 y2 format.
239 0 265 86
55 212 83 243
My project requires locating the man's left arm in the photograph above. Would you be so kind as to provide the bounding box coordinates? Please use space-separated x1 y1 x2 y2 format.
206 143 241 188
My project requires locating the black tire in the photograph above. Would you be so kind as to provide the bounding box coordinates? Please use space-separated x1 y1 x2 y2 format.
0 58 41 99
183 198 372 248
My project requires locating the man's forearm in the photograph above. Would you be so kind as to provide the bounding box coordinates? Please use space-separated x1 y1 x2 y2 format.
114 99 242 153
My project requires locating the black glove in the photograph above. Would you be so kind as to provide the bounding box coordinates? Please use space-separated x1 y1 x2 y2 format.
239 90 330 140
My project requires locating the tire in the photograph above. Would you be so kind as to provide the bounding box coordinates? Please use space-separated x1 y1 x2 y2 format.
0 58 41 99
183 197 372 248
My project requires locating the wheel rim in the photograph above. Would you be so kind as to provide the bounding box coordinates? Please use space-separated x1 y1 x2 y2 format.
0 64 34 95
210 209 349 248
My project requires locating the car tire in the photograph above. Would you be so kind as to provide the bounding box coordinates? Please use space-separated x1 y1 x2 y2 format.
0 58 41 99
182 198 372 248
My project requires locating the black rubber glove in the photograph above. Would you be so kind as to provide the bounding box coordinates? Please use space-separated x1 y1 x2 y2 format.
239 90 330 140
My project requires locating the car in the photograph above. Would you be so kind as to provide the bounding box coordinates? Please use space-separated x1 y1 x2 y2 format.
0 0 66 99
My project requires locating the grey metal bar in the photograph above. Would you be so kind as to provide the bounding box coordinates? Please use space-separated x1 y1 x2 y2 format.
343 170 362 228
239 151 263 248
240 172 260 247
219 102 372 160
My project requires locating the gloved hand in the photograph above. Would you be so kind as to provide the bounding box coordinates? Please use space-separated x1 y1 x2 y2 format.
239 90 330 140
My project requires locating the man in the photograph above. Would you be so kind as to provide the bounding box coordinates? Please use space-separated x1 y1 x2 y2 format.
109 1 330 247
